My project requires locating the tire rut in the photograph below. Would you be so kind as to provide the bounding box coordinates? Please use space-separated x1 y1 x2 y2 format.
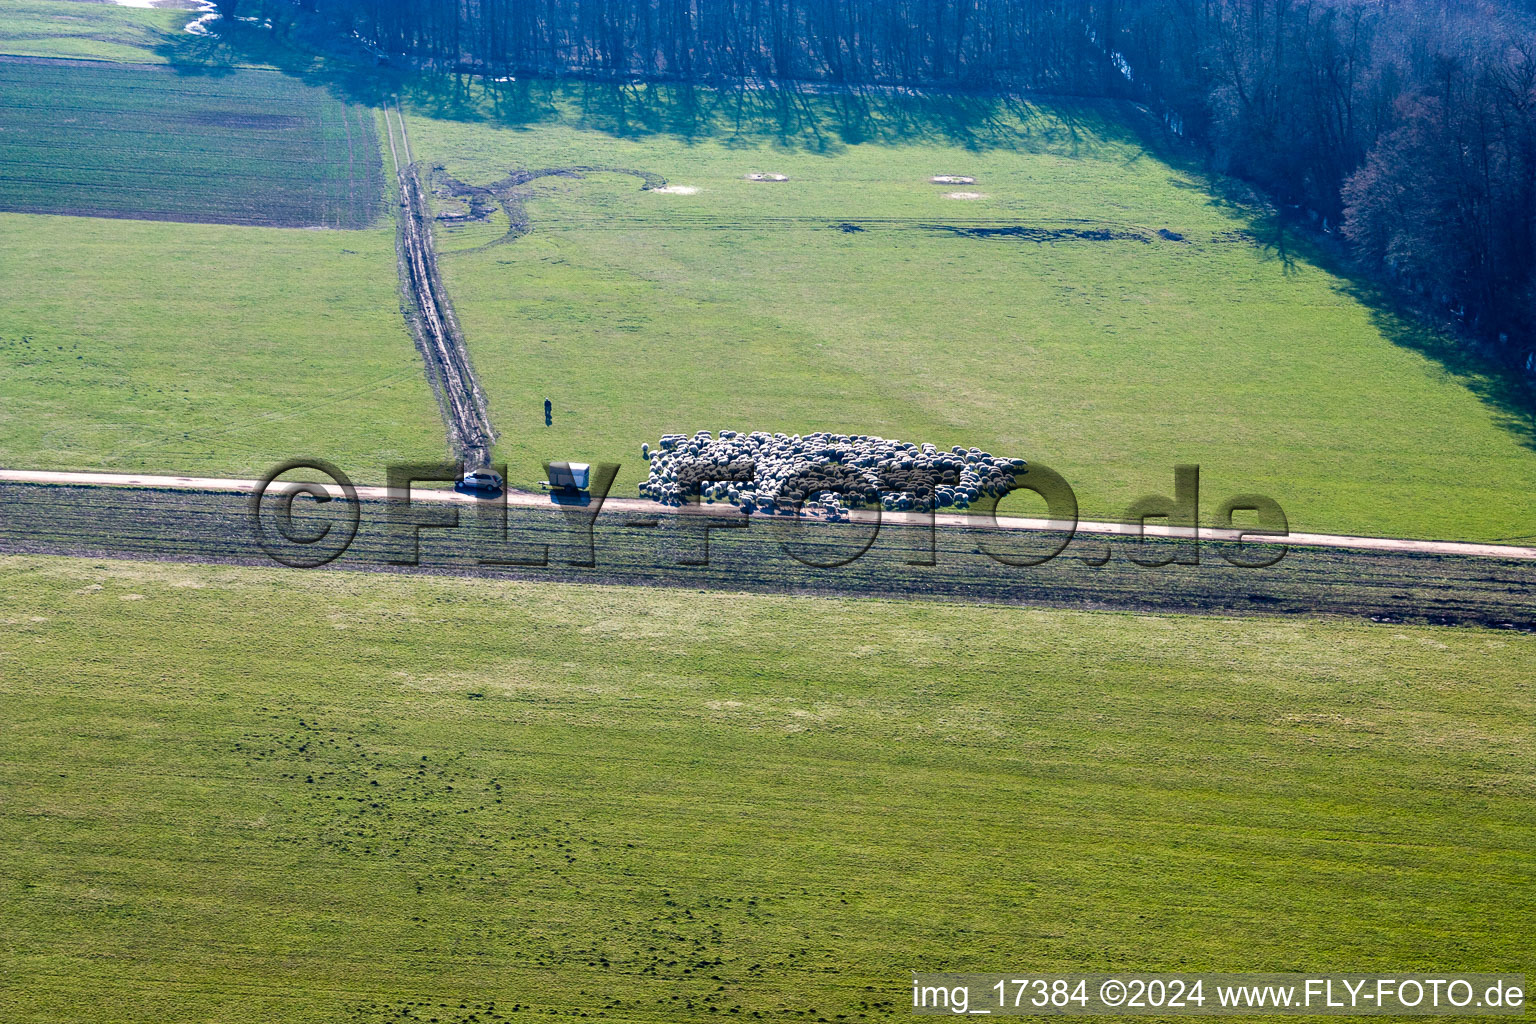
383 103 495 468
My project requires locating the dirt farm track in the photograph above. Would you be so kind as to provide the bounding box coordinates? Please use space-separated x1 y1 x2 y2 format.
0 476 1531 630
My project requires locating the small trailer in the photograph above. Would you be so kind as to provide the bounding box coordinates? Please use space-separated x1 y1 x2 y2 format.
543 461 592 505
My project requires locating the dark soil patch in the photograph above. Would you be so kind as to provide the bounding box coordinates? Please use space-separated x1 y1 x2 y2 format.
926 223 1150 243
181 111 301 130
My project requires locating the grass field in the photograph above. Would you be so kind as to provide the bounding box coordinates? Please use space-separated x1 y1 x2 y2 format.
0 0 184 64
0 0 344 70
0 553 1531 1021
0 212 447 476
0 9 444 478
3 1 1534 547
1 10 1529 1024
403 84 1536 543
0 56 382 227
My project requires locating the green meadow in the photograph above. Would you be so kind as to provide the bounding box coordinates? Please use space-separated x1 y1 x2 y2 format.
1 554 1532 1022
0 0 184 64
406 84 1536 542
0 212 445 477
1 7 1530 1024
0 5 438 478
2 0 1533 546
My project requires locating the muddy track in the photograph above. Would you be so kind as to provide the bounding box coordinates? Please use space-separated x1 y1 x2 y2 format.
433 164 666 249
383 104 495 467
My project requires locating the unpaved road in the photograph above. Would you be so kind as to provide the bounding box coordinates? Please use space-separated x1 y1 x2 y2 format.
3 468 1533 561
3 475 1532 629
383 103 495 466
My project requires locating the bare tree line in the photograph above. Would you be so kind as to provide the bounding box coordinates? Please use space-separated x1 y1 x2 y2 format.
1118 0 1536 365
230 0 1536 366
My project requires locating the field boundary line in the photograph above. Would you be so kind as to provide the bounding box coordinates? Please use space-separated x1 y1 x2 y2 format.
0 53 302 75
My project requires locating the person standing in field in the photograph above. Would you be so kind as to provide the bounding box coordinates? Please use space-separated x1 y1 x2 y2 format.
544 397 552 426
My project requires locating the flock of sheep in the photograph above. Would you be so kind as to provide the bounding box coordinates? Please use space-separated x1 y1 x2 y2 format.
639 430 1026 520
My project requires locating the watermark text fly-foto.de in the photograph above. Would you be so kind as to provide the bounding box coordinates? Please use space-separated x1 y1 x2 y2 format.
248 458 1288 570
910 973 1526 1015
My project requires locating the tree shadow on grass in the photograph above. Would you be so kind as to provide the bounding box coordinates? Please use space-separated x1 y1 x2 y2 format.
393 70 1134 157
1343 280 1536 455
1266 225 1536 456
1119 109 1536 456
151 20 1137 157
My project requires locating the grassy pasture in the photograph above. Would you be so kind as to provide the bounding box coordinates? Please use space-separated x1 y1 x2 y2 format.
0 553 1532 1021
0 17 443 478
0 212 448 476
0 0 184 64
404 83 1536 543
0 0 360 72
0 56 382 227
